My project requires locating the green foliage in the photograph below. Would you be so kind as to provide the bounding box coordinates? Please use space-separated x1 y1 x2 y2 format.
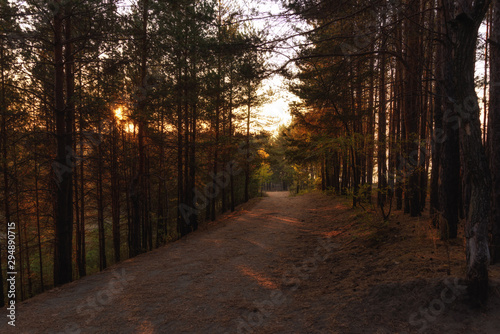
254 162 273 190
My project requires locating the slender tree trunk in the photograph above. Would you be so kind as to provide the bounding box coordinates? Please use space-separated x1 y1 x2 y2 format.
97 124 106 271
176 64 187 237
22 208 32 297
341 150 348 195
394 18 404 210
484 7 492 144
321 155 326 191
189 74 197 230
439 0 461 239
111 119 120 262
13 143 31 298
430 0 444 224
212 74 221 221
34 142 44 291
213 10 222 218
74 113 81 278
378 19 388 208
0 32 8 307
53 2 73 286
244 95 251 203
183 65 190 231
389 63 398 206
404 0 423 217
139 0 149 252
420 3 434 212
13 149 24 300
229 67 235 212
156 109 165 247
78 100 86 278
333 151 340 193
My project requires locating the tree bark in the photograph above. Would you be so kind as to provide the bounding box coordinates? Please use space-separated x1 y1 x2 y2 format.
97 123 106 271
0 29 8 307
404 0 423 217
444 0 492 304
439 0 461 239
244 95 251 203
488 0 500 264
34 141 44 291
78 99 86 278
111 118 121 263
430 0 444 224
378 18 388 208
53 1 73 286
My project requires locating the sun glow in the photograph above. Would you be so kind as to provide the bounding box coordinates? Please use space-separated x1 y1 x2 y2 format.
114 106 124 121
127 123 135 133
260 98 293 133
113 106 136 133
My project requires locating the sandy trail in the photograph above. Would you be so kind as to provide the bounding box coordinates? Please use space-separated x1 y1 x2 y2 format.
1 192 337 334
2 191 500 334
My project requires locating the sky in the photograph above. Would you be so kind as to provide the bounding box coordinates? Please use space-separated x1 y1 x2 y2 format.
237 0 302 134
116 0 299 134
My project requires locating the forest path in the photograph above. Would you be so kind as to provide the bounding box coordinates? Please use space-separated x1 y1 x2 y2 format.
1 191 341 334
3 191 500 334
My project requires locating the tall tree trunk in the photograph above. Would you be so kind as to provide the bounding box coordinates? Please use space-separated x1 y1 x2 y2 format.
488 0 500 264
0 31 8 307
111 118 121 263
395 18 404 211
389 59 399 208
212 77 220 221
156 108 166 247
430 0 444 224
378 18 388 208
78 101 86 278
213 11 222 219
229 66 236 212
439 0 461 239
74 116 81 278
404 0 423 217
34 142 44 291
176 64 188 237
484 7 492 144
97 124 106 271
244 95 251 203
131 0 150 252
183 65 190 231
420 2 434 212
53 2 73 286
13 148 24 300
189 74 198 230
139 0 149 252
366 53 375 200
444 0 492 304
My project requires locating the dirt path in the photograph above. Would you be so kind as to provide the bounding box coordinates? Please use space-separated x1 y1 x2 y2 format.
2 191 500 334
0 192 338 334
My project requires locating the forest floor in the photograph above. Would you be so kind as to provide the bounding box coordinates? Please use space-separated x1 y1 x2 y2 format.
2 191 500 334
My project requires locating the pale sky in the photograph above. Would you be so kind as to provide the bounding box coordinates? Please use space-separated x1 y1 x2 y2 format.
238 0 302 134
116 0 298 134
